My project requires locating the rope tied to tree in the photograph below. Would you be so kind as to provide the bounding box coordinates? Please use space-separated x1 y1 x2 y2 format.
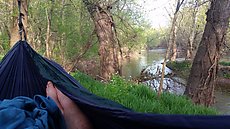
17 0 27 41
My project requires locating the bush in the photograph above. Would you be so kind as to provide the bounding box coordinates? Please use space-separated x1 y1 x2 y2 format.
167 61 192 79
219 61 230 66
72 72 217 115
223 73 230 79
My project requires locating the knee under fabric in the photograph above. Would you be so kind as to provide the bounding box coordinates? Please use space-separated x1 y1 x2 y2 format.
0 95 66 129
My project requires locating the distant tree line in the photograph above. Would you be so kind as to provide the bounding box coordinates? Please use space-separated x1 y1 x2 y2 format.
1 0 230 107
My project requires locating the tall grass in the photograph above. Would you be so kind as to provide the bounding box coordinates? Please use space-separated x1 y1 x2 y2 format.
72 72 217 115
0 55 3 61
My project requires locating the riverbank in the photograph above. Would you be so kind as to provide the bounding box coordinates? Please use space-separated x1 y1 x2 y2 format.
72 71 217 115
167 60 230 85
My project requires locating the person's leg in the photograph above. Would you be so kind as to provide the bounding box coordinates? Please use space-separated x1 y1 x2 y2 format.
46 81 93 129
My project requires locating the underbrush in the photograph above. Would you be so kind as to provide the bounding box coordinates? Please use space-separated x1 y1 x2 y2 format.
166 60 192 80
217 61 230 78
72 71 217 115
223 73 230 79
219 61 230 66
167 60 230 79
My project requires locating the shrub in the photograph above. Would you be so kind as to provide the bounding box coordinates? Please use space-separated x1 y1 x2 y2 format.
219 61 230 66
167 61 192 79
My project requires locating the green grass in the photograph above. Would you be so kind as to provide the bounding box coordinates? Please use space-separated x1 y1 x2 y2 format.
72 71 217 115
219 61 230 66
218 61 230 78
223 73 230 79
0 54 3 61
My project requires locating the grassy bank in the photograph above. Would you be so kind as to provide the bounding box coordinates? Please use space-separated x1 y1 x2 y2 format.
72 72 217 115
167 60 230 80
0 55 3 61
219 61 230 66
167 60 192 80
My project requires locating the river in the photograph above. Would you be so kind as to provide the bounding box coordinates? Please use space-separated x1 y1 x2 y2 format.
121 49 166 79
121 49 230 114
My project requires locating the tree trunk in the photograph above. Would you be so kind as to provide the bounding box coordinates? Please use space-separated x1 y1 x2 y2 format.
186 0 199 60
83 1 120 81
169 0 185 61
185 0 230 106
170 21 178 61
10 0 28 47
46 0 54 59
60 0 66 66
45 1 53 59
158 0 184 96
159 12 178 95
95 10 119 80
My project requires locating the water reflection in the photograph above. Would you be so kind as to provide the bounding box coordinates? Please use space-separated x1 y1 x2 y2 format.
214 86 230 114
121 49 165 79
122 49 230 114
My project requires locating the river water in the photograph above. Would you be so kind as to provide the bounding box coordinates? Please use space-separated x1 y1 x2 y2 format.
121 49 166 79
121 49 230 114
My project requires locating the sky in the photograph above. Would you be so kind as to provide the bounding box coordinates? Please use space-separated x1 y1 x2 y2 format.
139 0 173 28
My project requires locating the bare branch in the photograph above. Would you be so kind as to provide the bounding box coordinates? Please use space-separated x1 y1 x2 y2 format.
198 0 210 6
175 0 185 14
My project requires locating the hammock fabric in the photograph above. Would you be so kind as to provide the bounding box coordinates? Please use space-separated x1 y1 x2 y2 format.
0 40 230 129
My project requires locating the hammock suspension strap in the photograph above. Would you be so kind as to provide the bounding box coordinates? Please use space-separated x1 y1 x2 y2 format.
17 0 27 41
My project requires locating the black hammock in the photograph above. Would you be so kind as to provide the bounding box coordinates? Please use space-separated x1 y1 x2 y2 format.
0 40 230 129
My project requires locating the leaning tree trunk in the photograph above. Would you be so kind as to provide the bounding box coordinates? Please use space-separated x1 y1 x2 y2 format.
158 0 184 96
83 1 120 81
10 0 28 47
185 0 230 107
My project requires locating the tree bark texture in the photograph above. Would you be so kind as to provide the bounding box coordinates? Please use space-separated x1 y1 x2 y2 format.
83 1 120 80
95 10 119 80
185 0 230 106
10 0 28 47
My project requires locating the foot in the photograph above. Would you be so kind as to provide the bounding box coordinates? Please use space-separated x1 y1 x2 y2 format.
46 81 64 113
46 81 93 129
